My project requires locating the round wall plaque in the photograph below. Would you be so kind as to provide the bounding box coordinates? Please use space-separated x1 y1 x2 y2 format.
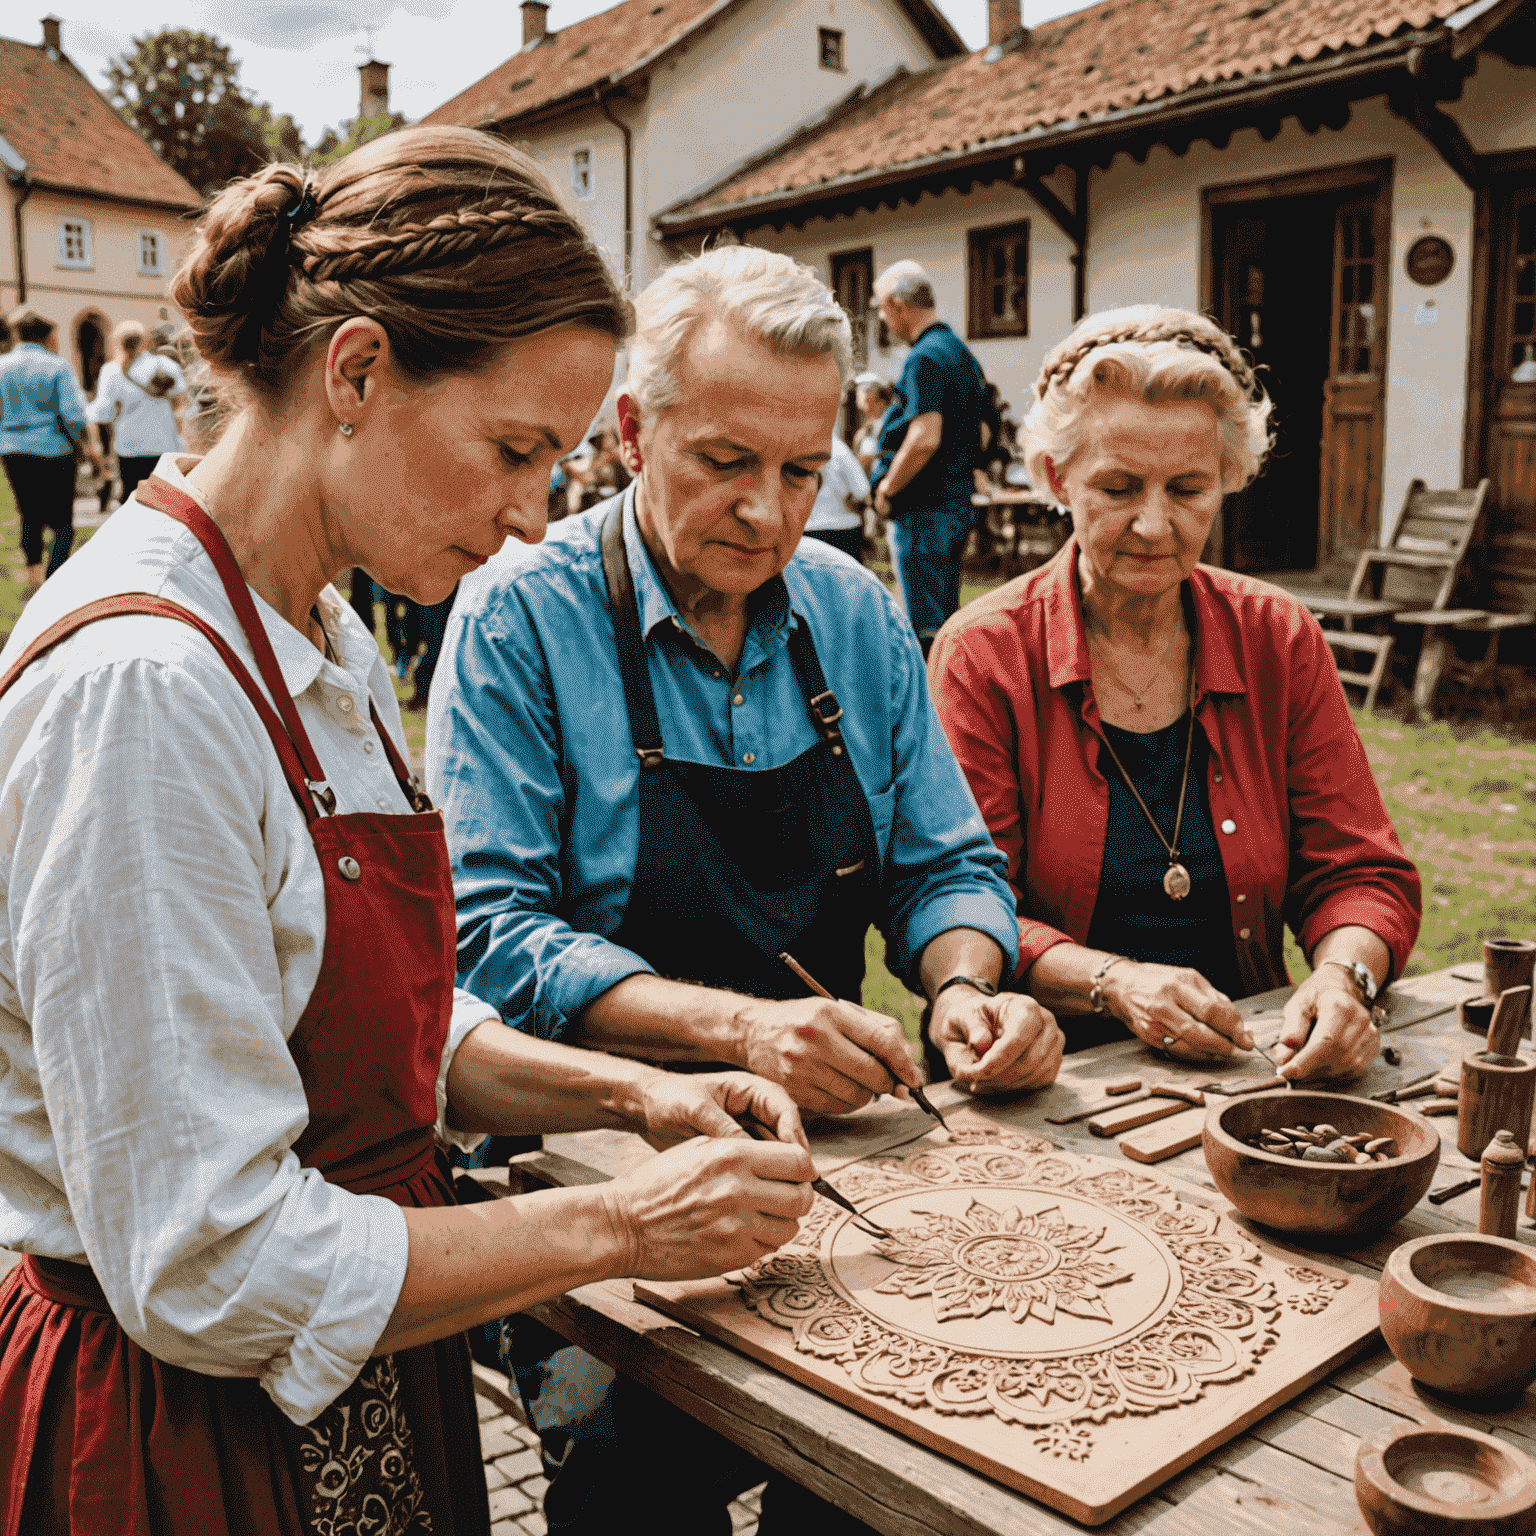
1406 235 1454 287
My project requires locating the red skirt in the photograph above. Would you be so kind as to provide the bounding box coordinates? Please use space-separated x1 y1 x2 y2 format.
0 1158 489 1536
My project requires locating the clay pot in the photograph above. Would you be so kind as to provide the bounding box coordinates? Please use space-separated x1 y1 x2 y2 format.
1355 1422 1536 1536
1380 1234 1536 1398
1202 1090 1440 1236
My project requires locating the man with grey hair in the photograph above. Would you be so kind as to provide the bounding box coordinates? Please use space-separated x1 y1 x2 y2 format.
871 260 998 654
429 245 1061 1533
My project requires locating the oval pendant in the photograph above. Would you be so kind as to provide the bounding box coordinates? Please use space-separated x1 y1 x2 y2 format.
1163 862 1192 900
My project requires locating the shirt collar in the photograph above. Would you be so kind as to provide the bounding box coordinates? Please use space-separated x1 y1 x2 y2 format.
620 481 793 651
153 455 330 700
1041 536 1246 701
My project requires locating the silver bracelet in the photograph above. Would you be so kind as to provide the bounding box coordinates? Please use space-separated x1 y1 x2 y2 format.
1089 954 1128 1015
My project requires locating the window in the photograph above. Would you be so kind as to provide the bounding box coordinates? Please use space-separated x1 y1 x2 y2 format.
57 216 92 270
818 27 844 71
967 220 1029 339
830 247 873 367
136 230 162 276
571 146 594 201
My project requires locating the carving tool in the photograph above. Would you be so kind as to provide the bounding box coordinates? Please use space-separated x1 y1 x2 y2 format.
1046 1082 1205 1126
1371 1070 1442 1103
778 950 951 1135
735 1113 893 1240
1197 1075 1286 1096
1428 1175 1481 1206
1250 1036 1292 1088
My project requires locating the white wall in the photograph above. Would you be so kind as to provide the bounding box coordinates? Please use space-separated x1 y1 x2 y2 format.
637 0 938 280
509 106 630 285
1090 96 1476 540
745 179 1078 418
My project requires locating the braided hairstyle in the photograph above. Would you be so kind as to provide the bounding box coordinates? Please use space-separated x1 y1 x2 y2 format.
171 126 629 400
1022 305 1274 500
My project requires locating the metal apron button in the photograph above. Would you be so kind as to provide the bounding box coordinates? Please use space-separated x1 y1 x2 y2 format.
338 856 362 881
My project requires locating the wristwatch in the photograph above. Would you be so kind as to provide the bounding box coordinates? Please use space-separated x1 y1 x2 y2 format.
933 974 998 1003
1320 957 1379 1004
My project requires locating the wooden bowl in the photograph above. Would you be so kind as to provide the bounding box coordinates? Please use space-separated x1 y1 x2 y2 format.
1356 1422 1536 1535
1380 1234 1536 1398
1201 1090 1440 1236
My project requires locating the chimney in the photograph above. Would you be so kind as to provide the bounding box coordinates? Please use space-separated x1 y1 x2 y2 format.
987 0 1023 46
41 16 62 56
358 59 390 120
521 0 549 46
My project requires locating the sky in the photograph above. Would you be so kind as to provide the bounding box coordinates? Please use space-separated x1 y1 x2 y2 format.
26 0 1090 145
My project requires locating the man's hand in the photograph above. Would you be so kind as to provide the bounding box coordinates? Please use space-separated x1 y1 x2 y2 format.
637 1069 807 1152
1103 961 1252 1060
929 989 1064 1093
736 996 921 1115
874 482 895 519
1276 966 1379 1082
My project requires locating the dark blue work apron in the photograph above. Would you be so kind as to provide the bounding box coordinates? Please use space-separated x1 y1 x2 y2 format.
598 503 883 1005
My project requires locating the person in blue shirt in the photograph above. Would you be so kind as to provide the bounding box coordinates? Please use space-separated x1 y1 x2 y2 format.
0 308 102 588
870 262 999 655
429 246 1062 1536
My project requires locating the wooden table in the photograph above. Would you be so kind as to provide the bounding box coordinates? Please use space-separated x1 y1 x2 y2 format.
483 961 1536 1535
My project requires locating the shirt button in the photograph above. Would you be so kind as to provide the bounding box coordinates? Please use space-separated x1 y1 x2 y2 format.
363 740 375 754
1235 893 1246 904
1239 927 1252 940
713 670 722 679
338 696 354 714
1213 769 1223 783
377 797 390 810
732 693 745 706
742 752 755 765
1221 818 1236 834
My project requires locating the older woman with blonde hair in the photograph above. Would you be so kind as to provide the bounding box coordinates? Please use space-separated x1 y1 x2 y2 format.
929 305 1421 1083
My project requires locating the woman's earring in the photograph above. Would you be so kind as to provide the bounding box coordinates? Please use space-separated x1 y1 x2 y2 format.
338 422 354 438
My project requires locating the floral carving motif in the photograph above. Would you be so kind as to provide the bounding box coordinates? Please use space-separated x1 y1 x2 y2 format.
872 1199 1133 1326
736 1127 1342 1461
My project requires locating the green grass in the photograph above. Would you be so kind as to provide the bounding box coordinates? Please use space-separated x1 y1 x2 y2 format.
13 473 1523 1025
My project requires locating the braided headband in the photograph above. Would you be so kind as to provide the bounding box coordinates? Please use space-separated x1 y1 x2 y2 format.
1034 326 1259 402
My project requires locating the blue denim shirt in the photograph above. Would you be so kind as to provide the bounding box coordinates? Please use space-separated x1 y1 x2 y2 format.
426 485 1017 1041
0 344 88 458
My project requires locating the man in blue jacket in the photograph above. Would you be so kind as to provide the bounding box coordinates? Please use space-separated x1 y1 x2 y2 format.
430 247 1061 1535
870 262 997 656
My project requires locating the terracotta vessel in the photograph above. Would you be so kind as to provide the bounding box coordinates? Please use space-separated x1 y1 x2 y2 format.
1202 1090 1440 1236
1486 939 1536 1040
1458 988 1536 1160
1355 1422 1536 1536
1379 1234 1536 1398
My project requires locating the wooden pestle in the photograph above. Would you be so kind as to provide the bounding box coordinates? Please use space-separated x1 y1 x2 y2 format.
1458 986 1536 1160
1485 939 1536 1041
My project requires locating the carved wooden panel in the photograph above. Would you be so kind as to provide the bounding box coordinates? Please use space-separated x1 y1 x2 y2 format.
637 1117 1380 1525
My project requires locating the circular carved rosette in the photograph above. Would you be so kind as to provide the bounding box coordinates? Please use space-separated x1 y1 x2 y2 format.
733 1136 1313 1461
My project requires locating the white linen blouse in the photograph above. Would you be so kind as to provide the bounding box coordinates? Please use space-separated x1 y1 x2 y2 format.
87 354 187 458
0 456 494 1425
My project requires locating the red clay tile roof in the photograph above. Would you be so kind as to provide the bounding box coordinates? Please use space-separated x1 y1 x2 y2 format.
658 0 1468 225
0 33 201 210
423 0 962 130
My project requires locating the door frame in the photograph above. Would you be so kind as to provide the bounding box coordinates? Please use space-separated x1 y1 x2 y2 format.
1462 146 1536 487
1199 157 1394 568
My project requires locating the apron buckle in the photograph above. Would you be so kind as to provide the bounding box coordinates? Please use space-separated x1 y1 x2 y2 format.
306 779 338 815
635 745 665 770
407 775 435 813
806 688 847 753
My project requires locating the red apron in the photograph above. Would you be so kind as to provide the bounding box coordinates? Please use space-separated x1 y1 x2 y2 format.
0 478 490 1536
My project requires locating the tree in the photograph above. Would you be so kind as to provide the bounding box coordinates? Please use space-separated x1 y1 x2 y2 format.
249 101 305 164
311 108 408 168
106 29 268 195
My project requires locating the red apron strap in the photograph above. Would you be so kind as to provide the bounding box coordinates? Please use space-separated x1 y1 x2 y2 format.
0 595 319 822
368 702 433 813
136 476 336 804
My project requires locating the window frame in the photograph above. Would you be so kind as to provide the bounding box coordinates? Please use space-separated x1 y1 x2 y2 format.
56 215 93 271
136 229 163 277
818 26 845 72
570 145 595 202
967 219 1030 340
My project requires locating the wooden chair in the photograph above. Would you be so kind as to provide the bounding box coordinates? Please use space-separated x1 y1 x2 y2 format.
1296 478 1490 712
1394 522 1536 716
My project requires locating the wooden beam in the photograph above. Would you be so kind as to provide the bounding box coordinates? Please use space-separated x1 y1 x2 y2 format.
1012 159 1088 322
1392 90 1486 189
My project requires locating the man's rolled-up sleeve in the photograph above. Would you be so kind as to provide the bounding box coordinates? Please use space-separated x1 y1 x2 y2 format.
878 600 1018 982
1283 615 1421 979
427 594 652 1040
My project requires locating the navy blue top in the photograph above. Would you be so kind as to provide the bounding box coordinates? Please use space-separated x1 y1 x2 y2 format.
1086 713 1242 1000
874 321 991 510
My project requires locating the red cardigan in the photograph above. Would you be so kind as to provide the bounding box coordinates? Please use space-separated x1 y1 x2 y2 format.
928 540 1421 994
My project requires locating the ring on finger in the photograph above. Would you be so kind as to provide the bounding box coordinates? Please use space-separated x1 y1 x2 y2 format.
1160 1034 1178 1052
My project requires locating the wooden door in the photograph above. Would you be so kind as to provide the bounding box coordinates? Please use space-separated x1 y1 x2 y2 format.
1486 183 1536 556
1320 196 1388 566
831 247 874 368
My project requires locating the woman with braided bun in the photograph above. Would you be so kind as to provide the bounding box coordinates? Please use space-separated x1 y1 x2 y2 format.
929 305 1420 1085
0 127 820 1535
